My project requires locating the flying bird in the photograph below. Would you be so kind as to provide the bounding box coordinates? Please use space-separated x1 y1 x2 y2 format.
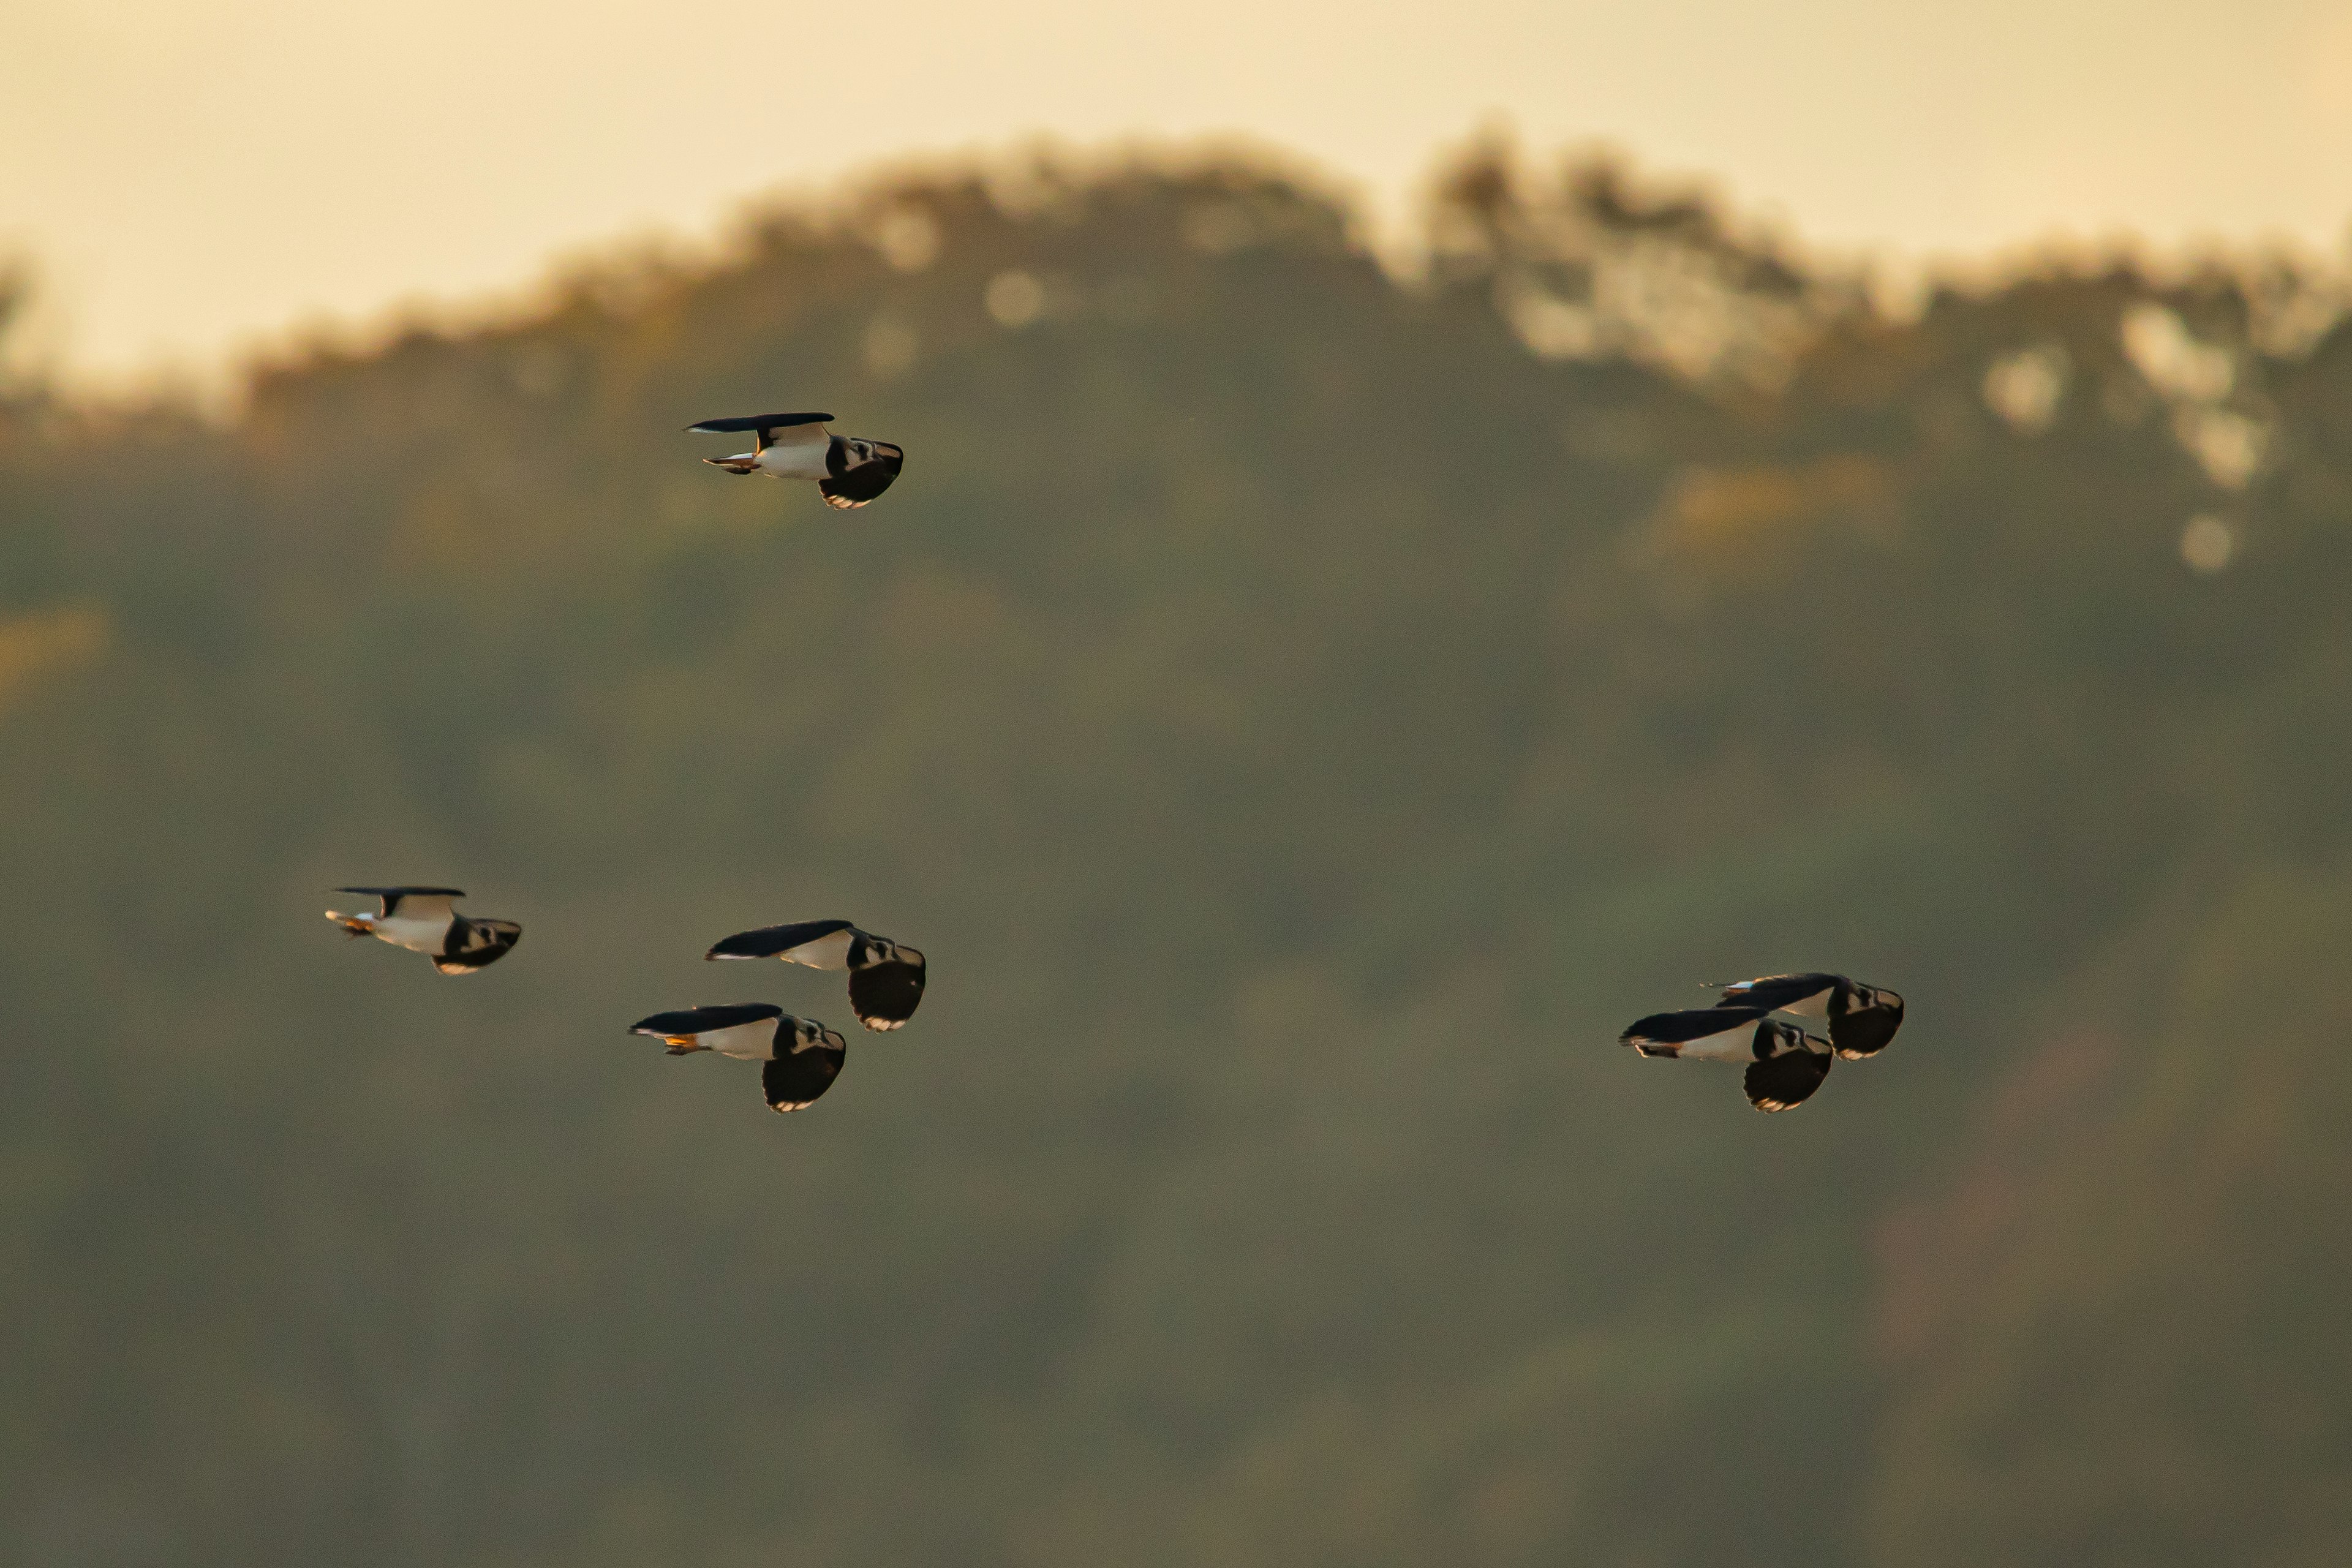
324 887 521 974
705 919 926 1031
685 412 904 508
1619 1005 1836 1112
1717 973 1905 1059
626 1003 847 1113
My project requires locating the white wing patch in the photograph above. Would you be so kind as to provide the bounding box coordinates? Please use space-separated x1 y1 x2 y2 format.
384 893 456 924
693 1018 780 1060
761 421 829 451
371 913 456 956
755 424 831 479
779 929 856 970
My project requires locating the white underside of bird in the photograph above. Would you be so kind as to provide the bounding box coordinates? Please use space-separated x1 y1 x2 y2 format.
666 1018 779 1059
773 927 856 968
327 895 456 954
719 437 831 480
1663 1014 1786 1061
701 421 832 481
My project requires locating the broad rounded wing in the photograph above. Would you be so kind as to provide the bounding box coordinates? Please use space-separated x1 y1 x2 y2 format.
707 920 856 967
1744 1048 1832 1112
818 445 902 509
434 917 521 974
848 951 925 1031
1619 1006 1768 1061
761 1028 847 1112
1830 987 1905 1058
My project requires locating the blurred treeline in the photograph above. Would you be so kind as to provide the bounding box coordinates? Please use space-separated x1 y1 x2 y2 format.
4 138 2351 1567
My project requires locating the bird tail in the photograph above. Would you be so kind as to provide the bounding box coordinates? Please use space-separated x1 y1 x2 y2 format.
703 455 759 474
325 910 374 938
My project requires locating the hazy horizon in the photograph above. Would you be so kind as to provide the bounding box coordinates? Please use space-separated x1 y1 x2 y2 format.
6 0 2350 391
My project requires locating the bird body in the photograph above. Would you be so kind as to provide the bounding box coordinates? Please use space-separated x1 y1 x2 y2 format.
706 919 927 1031
627 1003 848 1112
687 412 904 508
325 888 521 974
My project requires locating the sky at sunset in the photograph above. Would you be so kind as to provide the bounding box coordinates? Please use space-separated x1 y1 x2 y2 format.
5 0 2350 388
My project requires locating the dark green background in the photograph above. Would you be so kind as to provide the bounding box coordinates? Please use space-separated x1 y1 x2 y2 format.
4 142 2348 1566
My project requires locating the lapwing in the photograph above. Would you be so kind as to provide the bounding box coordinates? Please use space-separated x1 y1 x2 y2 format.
685 412 904 508
705 920 926 1031
627 1003 847 1113
1717 973 1905 1059
324 887 521 974
1619 1006 1836 1112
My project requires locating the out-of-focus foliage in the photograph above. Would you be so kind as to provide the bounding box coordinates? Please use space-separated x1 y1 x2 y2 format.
2 140 2349 1567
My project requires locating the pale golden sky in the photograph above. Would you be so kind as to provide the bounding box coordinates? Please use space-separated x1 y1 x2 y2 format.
4 0 2350 388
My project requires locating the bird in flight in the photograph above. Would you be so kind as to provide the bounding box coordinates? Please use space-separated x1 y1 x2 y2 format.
1620 1006 1834 1112
705 919 926 1031
1715 973 1904 1060
324 887 522 974
627 1003 848 1113
686 412 904 508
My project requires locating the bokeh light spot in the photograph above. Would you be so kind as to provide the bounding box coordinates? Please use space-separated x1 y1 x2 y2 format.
2181 513 2237 573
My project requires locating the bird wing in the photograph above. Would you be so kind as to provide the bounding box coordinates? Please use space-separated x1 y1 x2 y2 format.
707 920 856 966
1830 988 1905 1059
817 443 903 508
1717 973 1839 1017
433 918 521 974
761 1031 846 1112
847 950 925 1031
685 412 833 451
335 886 464 920
628 1003 785 1041
1744 1048 1833 1111
1619 1006 1768 1061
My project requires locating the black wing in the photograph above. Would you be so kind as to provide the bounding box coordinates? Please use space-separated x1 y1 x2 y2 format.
818 443 903 509
434 917 521 974
628 1003 784 1037
706 919 854 960
1717 973 1839 1011
685 412 833 434
762 1033 847 1112
1619 1005 1769 1056
1744 1048 1833 1112
1830 987 1905 1059
848 952 925 1031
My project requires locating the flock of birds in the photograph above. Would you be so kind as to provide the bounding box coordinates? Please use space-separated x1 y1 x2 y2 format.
322 407 1904 1116
323 413 918 1115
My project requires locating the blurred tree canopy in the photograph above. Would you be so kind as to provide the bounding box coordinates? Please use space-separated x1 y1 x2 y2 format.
3 139 2350 1567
